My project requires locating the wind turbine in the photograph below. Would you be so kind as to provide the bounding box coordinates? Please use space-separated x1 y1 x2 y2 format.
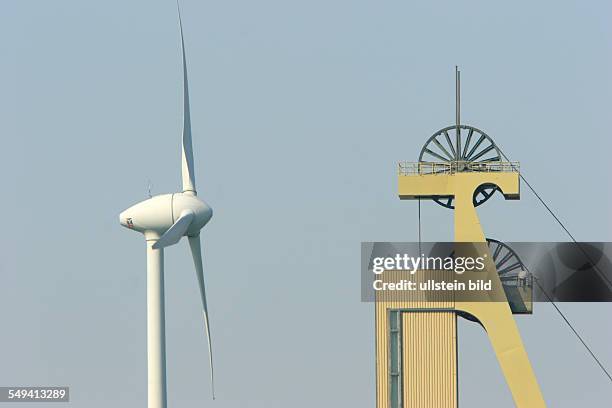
119 3 214 407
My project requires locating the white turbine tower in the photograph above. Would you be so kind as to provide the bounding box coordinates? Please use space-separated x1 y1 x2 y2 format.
119 3 214 407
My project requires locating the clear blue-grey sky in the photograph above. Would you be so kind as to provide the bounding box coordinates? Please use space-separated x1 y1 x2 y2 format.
2 0 612 407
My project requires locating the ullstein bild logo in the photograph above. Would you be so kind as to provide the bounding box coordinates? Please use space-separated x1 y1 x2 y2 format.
371 254 487 275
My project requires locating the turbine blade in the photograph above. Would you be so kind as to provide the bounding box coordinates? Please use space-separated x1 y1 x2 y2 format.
188 234 215 399
152 210 194 249
177 2 196 194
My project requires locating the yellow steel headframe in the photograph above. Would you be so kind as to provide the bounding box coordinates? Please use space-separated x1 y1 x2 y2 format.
374 166 545 407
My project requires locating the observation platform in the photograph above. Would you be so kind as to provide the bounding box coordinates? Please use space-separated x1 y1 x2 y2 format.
398 161 520 175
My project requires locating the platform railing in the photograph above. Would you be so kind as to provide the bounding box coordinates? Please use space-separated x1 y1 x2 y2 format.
398 161 520 176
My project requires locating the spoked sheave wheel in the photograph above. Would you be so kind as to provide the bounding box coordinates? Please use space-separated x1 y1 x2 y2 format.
418 125 502 209
486 238 525 278
459 238 527 322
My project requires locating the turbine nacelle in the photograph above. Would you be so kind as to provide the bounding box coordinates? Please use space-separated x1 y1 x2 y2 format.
119 193 212 241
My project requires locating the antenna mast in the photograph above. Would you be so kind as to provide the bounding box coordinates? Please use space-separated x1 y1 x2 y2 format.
455 66 461 161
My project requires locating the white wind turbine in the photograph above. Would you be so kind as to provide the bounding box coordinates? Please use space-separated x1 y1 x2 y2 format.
119 3 214 407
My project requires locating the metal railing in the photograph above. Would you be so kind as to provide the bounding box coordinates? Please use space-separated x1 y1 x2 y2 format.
398 161 520 176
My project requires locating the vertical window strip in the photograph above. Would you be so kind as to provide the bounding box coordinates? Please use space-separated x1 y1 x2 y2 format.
389 311 403 408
